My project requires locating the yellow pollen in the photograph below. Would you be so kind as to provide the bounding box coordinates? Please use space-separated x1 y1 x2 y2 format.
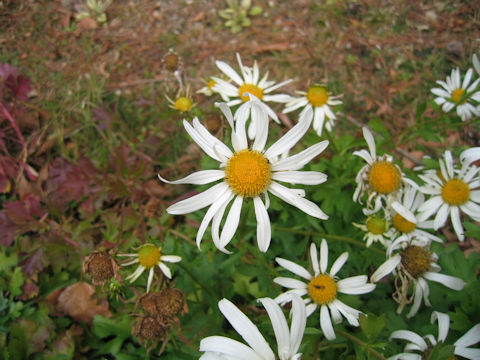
138 244 161 269
392 213 416 233
225 149 271 198
306 86 329 107
441 179 470 206
401 245 431 279
308 274 337 305
366 216 388 235
238 83 264 102
207 79 216 90
174 97 193 112
452 88 465 104
368 161 401 194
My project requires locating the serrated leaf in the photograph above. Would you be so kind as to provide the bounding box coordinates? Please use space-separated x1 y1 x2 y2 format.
359 313 386 342
249 6 262 15
427 343 454 360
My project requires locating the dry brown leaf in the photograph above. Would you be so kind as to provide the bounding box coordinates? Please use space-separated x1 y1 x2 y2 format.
57 282 111 324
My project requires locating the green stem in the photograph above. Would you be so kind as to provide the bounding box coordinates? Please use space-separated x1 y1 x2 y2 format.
335 329 387 360
276 227 385 255
324 130 339 154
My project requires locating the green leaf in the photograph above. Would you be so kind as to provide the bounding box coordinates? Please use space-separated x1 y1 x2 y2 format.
464 222 480 240
0 249 18 272
427 343 454 360
415 101 427 120
249 6 262 15
93 315 131 339
9 268 24 298
359 313 386 342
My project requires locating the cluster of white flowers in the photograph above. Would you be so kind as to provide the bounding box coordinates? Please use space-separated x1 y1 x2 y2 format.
118 53 479 359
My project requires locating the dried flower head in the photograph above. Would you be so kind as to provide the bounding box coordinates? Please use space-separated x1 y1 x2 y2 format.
83 251 120 286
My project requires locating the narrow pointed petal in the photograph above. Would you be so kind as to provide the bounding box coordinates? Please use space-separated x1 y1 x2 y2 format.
258 298 290 359
320 305 335 340
272 141 329 171
272 171 327 185
371 255 401 282
431 312 450 343
158 170 225 185
423 272 465 290
254 197 272 252
310 243 320 276
200 336 265 360
362 127 376 160
216 60 244 85
167 183 228 215
320 239 328 274
275 257 312 280
330 252 349 277
219 196 243 248
390 330 428 351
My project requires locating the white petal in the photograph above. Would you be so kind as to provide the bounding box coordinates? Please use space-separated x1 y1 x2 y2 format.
269 182 328 219
161 255 182 263
216 60 244 86
423 272 466 290
417 196 443 221
371 254 401 282
158 170 225 185
194 118 233 159
253 197 271 252
146 267 154 292
455 324 480 348
272 141 329 171
274 277 308 290
276 258 312 280
433 203 450 230
264 108 313 159
353 149 374 164
200 336 266 360
329 252 348 277
407 280 425 318
158 262 172 279
337 276 376 294
310 243 320 276
251 102 269 151
431 311 450 343
289 294 307 357
389 330 428 351
272 171 328 185
219 196 243 248
167 183 229 215
320 239 328 274
218 299 275 359
454 347 480 359
320 305 335 340
196 189 234 249
258 298 290 359
450 206 464 241
362 127 376 160
332 299 361 326
391 201 417 224
126 265 145 283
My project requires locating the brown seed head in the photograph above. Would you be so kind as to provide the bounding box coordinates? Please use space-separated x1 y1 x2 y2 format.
83 252 116 285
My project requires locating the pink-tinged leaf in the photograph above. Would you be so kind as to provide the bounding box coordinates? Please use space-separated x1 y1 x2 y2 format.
10 74 31 100
0 63 18 82
0 210 16 246
20 248 44 275
19 281 39 301
0 102 25 149
5 193 44 224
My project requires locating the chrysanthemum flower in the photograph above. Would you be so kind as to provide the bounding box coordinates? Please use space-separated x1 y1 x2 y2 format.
274 240 376 340
389 311 480 359
160 101 328 253
282 85 343 136
353 127 416 214
199 294 306 360
353 213 391 247
431 68 480 121
371 237 465 318
417 150 480 241
387 185 443 244
212 53 292 139
118 243 181 293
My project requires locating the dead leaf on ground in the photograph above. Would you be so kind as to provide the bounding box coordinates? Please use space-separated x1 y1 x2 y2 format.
56 282 111 324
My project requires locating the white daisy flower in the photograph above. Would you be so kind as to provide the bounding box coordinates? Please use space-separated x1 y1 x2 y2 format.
282 85 343 136
118 243 181 293
159 100 328 253
274 240 376 340
417 150 480 241
431 68 480 121
371 237 465 318
212 53 292 139
353 127 417 214
387 185 443 244
353 213 391 247
199 294 307 360
389 311 480 360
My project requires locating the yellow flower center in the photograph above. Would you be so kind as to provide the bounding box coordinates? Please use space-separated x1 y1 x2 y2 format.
138 244 161 269
225 149 271 198
207 78 216 90
174 97 193 112
441 179 470 206
400 245 431 279
366 216 388 235
308 274 337 305
368 161 401 194
306 86 329 107
392 213 416 233
238 83 264 102
452 88 464 104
